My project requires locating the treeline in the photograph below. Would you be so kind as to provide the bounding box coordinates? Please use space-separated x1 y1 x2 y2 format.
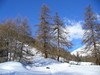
0 18 35 63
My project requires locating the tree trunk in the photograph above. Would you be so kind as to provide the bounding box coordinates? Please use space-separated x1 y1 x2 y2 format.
57 27 60 61
91 25 98 65
19 43 23 62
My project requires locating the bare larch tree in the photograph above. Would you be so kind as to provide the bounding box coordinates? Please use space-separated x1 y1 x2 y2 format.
36 5 51 58
53 13 72 61
83 5 100 65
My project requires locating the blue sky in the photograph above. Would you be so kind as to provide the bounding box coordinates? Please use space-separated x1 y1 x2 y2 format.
0 0 100 51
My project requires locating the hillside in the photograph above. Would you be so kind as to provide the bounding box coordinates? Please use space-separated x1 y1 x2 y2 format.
71 46 92 57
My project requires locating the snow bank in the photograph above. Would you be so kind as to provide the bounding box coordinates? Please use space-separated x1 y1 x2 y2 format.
0 61 26 71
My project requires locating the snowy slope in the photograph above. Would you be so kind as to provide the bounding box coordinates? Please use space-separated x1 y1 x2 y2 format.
71 44 100 57
71 46 92 56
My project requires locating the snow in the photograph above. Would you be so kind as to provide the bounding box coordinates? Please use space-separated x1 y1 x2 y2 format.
79 62 95 65
0 61 51 75
71 45 92 56
0 61 47 74
46 63 100 75
0 60 100 75
0 47 100 75
69 61 79 65
0 61 26 74
69 61 95 65
32 56 59 67
71 44 100 57
0 61 26 71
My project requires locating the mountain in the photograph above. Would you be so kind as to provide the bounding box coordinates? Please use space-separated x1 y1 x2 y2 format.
71 46 92 57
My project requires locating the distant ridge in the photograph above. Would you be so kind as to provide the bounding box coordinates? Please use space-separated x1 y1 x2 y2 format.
71 46 92 57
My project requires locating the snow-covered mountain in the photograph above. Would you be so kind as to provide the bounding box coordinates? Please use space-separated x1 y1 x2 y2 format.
71 44 100 57
71 46 92 57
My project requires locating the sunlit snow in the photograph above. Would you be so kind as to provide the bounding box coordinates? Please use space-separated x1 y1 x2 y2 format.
0 47 100 75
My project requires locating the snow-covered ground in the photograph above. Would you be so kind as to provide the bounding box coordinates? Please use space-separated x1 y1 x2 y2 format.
0 47 100 75
0 60 100 75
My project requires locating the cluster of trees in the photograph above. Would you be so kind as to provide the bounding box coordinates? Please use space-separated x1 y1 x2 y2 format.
0 18 34 63
35 5 72 61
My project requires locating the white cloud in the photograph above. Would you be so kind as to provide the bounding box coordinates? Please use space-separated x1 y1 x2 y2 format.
96 14 100 21
64 18 85 41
